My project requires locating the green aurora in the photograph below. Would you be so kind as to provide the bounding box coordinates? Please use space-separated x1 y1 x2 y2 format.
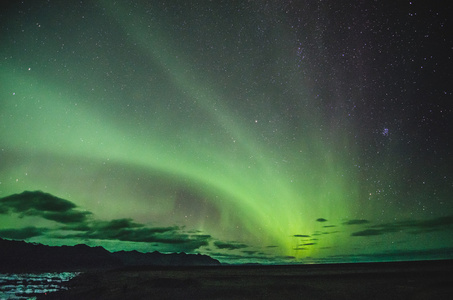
1 1 452 263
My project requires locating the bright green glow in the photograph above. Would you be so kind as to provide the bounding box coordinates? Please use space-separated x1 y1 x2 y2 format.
95 1 359 256
1 68 356 259
0 1 360 260
1 0 451 265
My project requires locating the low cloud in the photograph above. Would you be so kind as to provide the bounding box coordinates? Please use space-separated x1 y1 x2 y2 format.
351 229 392 237
42 210 92 224
351 215 453 237
316 218 328 222
0 191 91 224
0 226 48 239
293 234 310 237
242 250 259 255
73 218 181 242
0 191 76 212
0 191 211 252
59 218 211 251
214 241 248 250
343 219 370 225
293 247 307 251
312 230 339 236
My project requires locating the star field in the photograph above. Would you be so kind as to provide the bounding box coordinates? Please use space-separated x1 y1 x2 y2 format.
0 0 452 263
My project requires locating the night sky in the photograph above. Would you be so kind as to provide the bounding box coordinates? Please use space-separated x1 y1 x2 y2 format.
1 1 452 264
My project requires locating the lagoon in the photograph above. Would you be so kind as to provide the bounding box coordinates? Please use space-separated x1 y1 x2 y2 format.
0 272 80 299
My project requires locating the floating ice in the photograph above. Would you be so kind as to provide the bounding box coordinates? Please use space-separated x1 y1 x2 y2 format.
0 272 80 299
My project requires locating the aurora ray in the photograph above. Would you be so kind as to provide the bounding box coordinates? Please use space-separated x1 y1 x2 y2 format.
1 0 452 263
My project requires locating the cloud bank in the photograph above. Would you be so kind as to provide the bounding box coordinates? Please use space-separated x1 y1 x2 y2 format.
0 190 91 224
0 191 210 252
351 216 453 237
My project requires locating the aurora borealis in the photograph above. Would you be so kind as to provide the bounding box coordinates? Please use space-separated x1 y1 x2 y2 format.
1 1 452 264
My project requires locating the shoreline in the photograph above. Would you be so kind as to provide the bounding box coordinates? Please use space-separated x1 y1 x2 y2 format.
39 260 453 299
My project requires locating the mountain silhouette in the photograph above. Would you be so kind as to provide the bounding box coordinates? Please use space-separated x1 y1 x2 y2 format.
0 238 220 272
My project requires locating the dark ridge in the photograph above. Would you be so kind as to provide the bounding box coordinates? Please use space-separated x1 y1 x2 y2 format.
0 238 220 272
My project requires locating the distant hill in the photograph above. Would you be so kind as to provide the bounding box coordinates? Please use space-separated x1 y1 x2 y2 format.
111 250 219 267
0 238 220 272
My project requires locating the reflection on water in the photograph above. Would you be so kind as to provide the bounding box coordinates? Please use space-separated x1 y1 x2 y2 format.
0 272 80 299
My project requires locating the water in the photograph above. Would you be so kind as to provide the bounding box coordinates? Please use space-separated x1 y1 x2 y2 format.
0 272 80 299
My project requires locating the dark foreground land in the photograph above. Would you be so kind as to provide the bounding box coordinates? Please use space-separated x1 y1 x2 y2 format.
41 260 453 300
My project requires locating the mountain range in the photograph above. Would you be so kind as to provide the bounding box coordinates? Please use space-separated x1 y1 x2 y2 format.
0 238 220 272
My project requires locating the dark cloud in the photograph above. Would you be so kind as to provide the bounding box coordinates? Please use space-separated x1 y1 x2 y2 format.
214 241 248 250
323 225 336 228
60 218 210 251
0 226 48 239
351 229 392 237
90 218 145 231
42 210 92 224
301 243 316 246
293 234 310 237
293 247 307 251
0 191 76 212
323 231 339 235
343 219 370 225
0 191 91 224
351 215 453 237
312 230 339 235
60 223 92 232
316 218 328 222
242 250 258 255
403 215 453 233
0 191 210 251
